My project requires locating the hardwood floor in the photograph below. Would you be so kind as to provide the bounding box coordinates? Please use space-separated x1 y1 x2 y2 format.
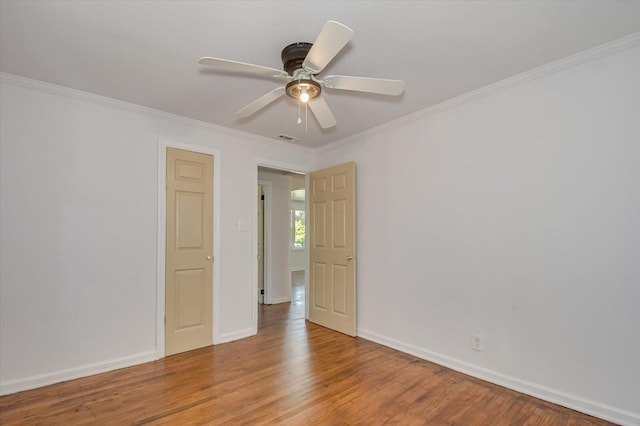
1 290 612 425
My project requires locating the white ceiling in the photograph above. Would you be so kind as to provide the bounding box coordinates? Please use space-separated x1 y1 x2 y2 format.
2 1 640 149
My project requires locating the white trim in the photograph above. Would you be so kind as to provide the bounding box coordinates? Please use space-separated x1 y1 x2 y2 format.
2 33 638 156
252 157 311 334
357 328 640 426
304 173 310 320
217 327 255 345
157 138 222 358
0 72 314 155
317 32 640 155
269 297 292 304
0 350 156 396
258 180 272 304
254 157 311 175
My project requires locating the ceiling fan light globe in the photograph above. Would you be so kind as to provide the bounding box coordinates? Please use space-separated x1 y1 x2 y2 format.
285 79 321 102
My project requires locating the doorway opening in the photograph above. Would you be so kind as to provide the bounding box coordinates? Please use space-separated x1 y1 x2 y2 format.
256 165 307 331
252 160 356 337
289 185 306 322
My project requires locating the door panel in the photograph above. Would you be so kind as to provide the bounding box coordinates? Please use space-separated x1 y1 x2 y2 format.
332 264 347 315
313 262 327 309
308 162 356 336
332 199 347 248
166 148 213 356
313 202 326 247
174 269 206 329
176 191 204 248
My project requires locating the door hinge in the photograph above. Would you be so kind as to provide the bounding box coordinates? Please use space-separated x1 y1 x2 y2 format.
164 316 166 325
261 194 264 200
260 289 265 295
164 176 168 187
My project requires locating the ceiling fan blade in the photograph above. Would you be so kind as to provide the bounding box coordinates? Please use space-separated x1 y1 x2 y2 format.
199 57 290 80
302 21 353 75
323 75 405 96
308 96 337 129
235 86 286 118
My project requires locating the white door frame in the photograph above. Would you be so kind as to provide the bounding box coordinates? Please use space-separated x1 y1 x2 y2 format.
156 137 222 358
258 179 272 304
252 157 311 335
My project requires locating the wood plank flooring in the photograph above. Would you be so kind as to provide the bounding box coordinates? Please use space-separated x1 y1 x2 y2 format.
0 286 612 425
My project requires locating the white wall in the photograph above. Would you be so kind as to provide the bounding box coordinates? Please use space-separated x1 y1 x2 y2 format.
316 45 640 423
0 76 314 394
290 174 305 191
290 250 306 272
1 41 638 424
258 169 292 303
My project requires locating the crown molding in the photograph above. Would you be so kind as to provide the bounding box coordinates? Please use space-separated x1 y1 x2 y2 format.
317 32 640 155
0 72 315 155
3 31 638 156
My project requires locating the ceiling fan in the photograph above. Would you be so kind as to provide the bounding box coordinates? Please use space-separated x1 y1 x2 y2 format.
198 21 405 129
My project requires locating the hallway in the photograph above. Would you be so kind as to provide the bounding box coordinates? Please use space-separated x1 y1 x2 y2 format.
290 270 305 320
258 270 305 330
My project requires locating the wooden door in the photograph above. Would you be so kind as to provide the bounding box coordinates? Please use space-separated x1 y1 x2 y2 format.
165 148 214 356
308 162 356 336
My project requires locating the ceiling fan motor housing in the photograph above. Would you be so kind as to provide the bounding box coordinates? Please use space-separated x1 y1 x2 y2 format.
281 42 313 75
282 42 321 102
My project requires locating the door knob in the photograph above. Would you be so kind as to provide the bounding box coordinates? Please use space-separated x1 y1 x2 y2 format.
345 255 353 262
206 255 213 261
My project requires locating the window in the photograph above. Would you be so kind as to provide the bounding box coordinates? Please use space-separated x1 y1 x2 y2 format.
291 209 305 249
290 188 305 250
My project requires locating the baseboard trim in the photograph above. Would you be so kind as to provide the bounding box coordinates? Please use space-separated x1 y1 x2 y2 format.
269 297 291 304
0 350 157 396
356 328 639 426
217 327 255 344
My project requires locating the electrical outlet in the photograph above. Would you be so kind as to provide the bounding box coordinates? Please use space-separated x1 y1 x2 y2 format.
472 333 484 352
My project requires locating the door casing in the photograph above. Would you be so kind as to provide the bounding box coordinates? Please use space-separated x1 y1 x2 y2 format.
258 185 265 305
157 138 221 358
258 180 272 304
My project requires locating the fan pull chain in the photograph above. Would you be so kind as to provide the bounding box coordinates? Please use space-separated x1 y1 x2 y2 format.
305 102 308 133
297 99 302 124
